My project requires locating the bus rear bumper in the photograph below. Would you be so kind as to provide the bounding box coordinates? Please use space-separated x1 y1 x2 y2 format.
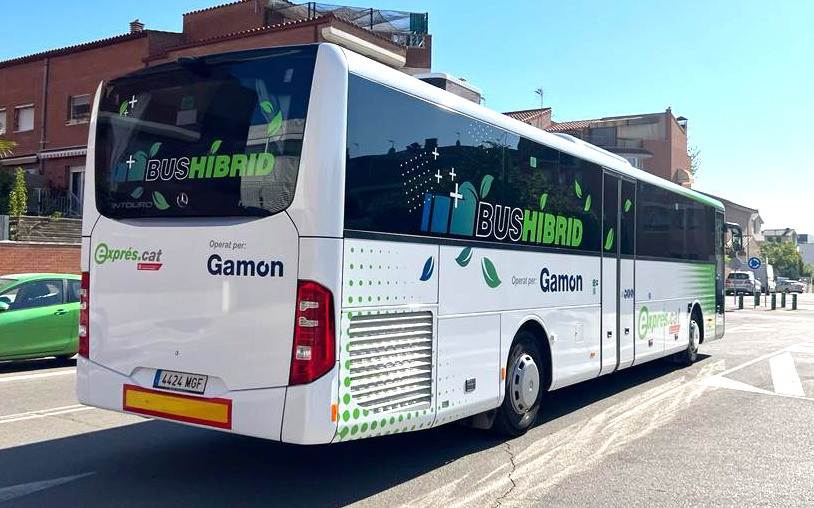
77 357 289 441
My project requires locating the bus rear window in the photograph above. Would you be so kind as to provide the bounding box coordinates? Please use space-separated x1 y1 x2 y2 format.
94 46 317 218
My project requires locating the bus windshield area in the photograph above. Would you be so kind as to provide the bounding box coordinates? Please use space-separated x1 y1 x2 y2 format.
94 46 317 218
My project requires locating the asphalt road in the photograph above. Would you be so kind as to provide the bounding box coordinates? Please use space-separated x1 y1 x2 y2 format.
1 294 813 507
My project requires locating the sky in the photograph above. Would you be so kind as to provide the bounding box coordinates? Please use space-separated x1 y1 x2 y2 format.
1 0 813 233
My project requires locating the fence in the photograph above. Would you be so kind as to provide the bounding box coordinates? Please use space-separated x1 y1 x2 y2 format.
3 215 81 244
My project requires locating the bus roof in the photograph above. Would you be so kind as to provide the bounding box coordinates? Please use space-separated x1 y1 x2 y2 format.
336 44 724 213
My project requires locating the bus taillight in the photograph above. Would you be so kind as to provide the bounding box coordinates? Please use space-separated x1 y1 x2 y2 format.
290 280 336 385
79 271 90 358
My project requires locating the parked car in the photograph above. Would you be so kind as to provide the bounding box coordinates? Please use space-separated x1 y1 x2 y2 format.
776 278 805 293
0 274 80 362
725 271 760 295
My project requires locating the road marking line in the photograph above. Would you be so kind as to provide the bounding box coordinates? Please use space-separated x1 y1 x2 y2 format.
0 405 93 425
0 370 74 383
0 404 83 420
0 472 94 503
769 351 805 397
713 340 809 379
787 344 814 355
699 376 778 396
698 340 814 401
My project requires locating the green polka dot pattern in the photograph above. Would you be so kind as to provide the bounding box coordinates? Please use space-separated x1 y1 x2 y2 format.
340 240 437 310
333 294 438 442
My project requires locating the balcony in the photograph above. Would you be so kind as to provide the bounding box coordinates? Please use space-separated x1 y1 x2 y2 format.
267 1 429 48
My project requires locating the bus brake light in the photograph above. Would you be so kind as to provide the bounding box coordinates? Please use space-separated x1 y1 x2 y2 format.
290 281 335 385
79 271 90 358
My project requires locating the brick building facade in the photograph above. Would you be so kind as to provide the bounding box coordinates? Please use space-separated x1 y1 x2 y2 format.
505 108 692 186
0 0 431 216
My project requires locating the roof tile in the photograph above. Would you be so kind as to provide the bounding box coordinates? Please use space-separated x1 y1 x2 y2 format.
503 108 550 123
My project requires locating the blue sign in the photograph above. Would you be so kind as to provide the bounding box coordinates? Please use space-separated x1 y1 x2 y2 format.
748 257 761 269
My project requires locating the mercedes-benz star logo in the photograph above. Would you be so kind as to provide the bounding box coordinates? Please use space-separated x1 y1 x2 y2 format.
177 192 189 208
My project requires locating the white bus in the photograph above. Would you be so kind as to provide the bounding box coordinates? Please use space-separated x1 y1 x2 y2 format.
78 43 726 443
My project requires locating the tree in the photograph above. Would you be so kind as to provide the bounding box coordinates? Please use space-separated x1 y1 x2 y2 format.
0 139 14 158
688 145 701 176
0 134 16 213
760 241 809 278
8 168 27 217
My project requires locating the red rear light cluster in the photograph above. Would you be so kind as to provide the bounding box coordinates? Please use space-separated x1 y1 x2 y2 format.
78 271 89 358
289 280 336 385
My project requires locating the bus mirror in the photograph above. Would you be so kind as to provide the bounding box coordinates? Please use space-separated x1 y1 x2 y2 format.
726 222 743 254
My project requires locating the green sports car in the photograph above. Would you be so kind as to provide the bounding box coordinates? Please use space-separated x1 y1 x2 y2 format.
0 273 80 362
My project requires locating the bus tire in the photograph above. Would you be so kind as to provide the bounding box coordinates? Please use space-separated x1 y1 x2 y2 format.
492 331 544 437
676 311 701 366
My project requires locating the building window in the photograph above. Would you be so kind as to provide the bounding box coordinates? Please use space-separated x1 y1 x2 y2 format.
14 105 34 132
68 95 91 123
589 126 616 147
624 156 643 169
0 109 6 134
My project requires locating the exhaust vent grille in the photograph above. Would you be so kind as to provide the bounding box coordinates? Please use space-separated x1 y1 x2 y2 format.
347 310 433 413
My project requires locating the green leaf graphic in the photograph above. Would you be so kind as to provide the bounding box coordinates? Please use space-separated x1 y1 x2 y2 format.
210 139 222 154
539 193 548 211
260 100 273 114
455 246 472 267
584 194 592 212
149 142 161 157
119 101 128 115
481 258 501 288
604 228 615 251
267 111 283 136
575 180 583 198
480 175 494 199
624 199 632 213
152 191 170 210
130 187 143 199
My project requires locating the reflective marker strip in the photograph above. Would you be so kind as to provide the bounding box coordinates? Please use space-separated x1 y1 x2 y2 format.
122 384 232 429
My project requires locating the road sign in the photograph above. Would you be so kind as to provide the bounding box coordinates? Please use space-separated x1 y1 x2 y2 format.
748 257 762 269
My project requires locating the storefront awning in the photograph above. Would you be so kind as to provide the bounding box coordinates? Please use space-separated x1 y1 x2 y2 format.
38 147 87 159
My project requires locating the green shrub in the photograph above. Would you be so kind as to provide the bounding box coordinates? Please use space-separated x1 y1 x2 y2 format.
8 168 27 217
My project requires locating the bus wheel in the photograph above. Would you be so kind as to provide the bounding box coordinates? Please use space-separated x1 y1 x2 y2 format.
493 331 544 437
676 313 701 366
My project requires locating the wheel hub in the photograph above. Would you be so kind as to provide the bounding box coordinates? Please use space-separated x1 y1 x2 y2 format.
510 353 540 415
689 320 700 351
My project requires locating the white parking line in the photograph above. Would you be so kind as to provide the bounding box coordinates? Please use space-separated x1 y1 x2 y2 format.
0 370 74 383
769 351 805 397
0 405 93 425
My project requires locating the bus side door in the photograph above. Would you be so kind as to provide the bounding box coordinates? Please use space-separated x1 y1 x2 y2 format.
618 178 636 369
600 173 636 374
600 172 621 375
